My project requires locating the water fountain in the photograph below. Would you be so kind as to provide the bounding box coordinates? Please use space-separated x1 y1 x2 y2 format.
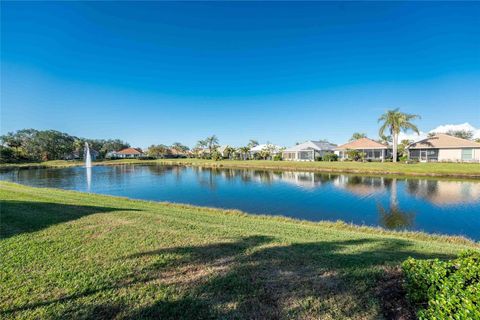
85 142 92 168
85 142 92 191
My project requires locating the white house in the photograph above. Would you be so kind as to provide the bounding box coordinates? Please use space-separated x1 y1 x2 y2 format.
107 147 144 159
249 144 283 159
218 145 234 158
282 141 336 161
407 133 480 162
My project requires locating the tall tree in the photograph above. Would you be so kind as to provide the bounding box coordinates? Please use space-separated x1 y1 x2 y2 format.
147 144 170 158
378 108 420 163
238 146 250 160
204 135 219 154
171 142 189 153
223 146 236 160
349 132 367 141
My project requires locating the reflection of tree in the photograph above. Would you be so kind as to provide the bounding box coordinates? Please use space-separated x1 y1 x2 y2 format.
146 165 176 176
405 179 438 200
192 168 218 190
252 170 275 184
314 173 338 185
378 204 415 230
378 178 415 230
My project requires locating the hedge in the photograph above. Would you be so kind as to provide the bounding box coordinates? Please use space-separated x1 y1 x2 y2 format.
402 250 480 319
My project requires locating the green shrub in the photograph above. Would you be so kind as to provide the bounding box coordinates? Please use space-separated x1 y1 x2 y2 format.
323 153 338 162
402 250 480 320
211 151 222 161
273 153 283 161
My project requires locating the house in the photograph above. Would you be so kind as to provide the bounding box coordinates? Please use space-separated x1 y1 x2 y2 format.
407 133 480 162
108 147 144 159
250 144 283 159
334 138 391 161
217 145 235 158
282 141 336 161
65 148 100 161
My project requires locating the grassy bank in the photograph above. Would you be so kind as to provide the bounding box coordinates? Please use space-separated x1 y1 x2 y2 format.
1 182 478 319
2 158 480 178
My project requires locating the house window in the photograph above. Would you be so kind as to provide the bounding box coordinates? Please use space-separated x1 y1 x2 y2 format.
462 149 473 161
298 151 313 160
409 149 420 159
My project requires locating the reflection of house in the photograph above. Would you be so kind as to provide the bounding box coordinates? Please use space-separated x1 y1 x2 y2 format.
282 141 336 161
407 179 480 205
333 175 387 196
334 138 391 161
279 171 319 188
108 147 144 159
407 134 480 162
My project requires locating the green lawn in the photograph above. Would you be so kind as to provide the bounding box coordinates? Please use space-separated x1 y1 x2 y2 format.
1 182 478 319
2 158 480 178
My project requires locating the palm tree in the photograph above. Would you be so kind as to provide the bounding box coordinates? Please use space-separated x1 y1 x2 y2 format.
239 146 250 160
223 146 236 160
378 108 420 163
205 135 219 154
349 132 367 141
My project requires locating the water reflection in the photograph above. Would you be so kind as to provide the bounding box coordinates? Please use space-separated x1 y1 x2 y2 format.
406 179 480 205
1 165 479 239
377 178 415 230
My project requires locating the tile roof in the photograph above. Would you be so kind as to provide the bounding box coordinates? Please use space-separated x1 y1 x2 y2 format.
116 147 143 155
335 137 388 150
408 133 480 149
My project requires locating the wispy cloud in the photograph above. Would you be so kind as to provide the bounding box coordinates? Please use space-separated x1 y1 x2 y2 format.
429 122 480 139
398 122 480 142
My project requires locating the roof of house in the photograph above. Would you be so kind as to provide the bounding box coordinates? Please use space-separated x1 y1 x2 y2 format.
250 144 282 152
116 147 143 155
407 133 480 149
335 137 389 150
217 145 231 153
284 140 336 152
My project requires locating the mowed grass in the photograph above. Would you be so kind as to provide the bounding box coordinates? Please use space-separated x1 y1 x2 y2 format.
1 182 478 319
2 158 480 178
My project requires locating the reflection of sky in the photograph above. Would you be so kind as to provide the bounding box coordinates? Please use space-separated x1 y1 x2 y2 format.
1 165 479 240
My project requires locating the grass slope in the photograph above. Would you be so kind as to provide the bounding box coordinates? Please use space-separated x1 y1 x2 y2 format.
1 182 478 319
2 158 480 178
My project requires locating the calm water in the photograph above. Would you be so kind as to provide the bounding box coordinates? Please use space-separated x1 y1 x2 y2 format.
2 165 480 240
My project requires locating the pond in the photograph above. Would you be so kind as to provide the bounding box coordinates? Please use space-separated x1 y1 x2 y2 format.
1 165 480 240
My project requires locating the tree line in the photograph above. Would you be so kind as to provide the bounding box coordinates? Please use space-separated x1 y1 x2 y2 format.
0 129 129 163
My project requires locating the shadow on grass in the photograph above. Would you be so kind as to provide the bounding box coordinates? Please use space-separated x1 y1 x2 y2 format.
0 200 138 239
3 235 455 319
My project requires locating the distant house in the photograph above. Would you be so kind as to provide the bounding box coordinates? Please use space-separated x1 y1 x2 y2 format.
108 147 144 159
66 149 99 161
335 138 391 161
407 133 480 162
283 141 336 161
217 145 233 158
250 144 283 159
168 148 188 158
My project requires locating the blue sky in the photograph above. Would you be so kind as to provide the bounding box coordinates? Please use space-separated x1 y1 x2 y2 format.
1 2 479 147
